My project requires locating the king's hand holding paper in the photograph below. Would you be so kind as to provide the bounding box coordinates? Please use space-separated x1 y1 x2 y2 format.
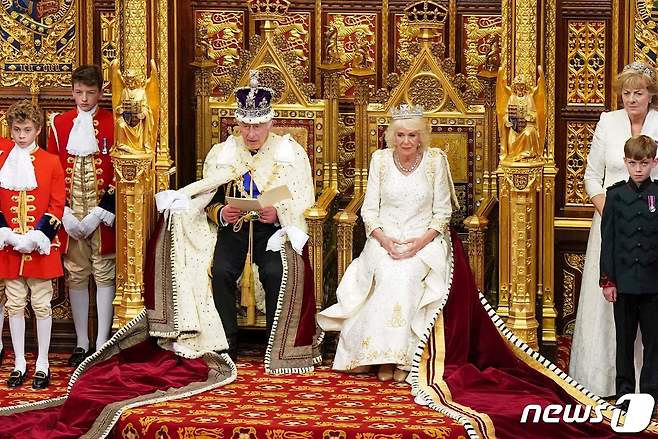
221 205 242 224
257 206 278 224
225 185 291 225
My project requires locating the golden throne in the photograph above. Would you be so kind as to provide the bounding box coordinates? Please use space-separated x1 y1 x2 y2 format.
334 9 490 282
193 15 336 328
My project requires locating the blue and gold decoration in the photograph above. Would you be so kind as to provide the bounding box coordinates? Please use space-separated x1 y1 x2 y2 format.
0 0 76 87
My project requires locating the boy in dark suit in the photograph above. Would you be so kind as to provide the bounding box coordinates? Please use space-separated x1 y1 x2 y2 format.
600 134 658 406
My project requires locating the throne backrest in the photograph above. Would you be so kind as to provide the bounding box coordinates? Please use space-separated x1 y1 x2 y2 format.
366 45 486 232
371 120 479 231
210 105 325 195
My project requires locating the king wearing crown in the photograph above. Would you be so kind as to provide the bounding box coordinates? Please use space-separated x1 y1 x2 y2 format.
154 70 321 373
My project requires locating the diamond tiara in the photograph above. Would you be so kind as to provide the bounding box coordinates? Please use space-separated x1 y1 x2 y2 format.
623 61 656 81
390 104 424 120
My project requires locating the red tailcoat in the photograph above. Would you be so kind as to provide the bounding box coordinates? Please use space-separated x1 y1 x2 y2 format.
0 137 12 155
47 107 115 255
0 147 65 279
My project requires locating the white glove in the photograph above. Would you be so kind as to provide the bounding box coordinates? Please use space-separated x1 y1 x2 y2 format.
62 207 85 240
155 190 191 213
90 206 115 227
0 227 22 250
266 226 309 255
79 211 103 239
5 230 22 248
25 230 51 255
12 234 37 254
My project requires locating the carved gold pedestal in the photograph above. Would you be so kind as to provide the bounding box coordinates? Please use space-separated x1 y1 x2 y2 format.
498 161 542 350
111 152 154 328
334 193 365 282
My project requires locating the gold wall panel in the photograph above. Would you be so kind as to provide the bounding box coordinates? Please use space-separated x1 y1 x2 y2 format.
0 1 77 87
565 121 595 206
566 20 605 107
394 13 443 73
431 131 468 183
513 0 537 81
462 15 502 97
634 1 658 68
100 11 118 92
325 13 377 98
195 10 245 98
272 12 312 83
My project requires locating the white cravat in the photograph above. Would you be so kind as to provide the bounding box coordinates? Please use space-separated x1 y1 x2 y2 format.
66 106 99 157
0 143 37 191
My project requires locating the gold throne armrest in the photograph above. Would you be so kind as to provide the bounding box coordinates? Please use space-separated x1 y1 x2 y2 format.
334 193 365 282
304 186 339 311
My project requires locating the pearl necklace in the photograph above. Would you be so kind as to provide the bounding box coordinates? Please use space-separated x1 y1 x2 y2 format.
393 150 422 174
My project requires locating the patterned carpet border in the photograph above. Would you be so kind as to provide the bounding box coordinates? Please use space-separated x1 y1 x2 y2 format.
115 360 466 439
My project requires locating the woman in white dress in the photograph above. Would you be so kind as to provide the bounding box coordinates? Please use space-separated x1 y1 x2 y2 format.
569 61 658 397
317 105 457 382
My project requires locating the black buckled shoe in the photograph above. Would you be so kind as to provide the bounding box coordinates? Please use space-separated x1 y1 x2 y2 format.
32 370 50 390
7 368 28 388
68 347 89 367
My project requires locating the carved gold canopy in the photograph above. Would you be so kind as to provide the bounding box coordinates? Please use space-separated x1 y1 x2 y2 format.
205 35 327 193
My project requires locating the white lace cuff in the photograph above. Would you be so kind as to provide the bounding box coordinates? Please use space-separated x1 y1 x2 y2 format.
155 190 191 213
266 225 309 255
91 206 115 226
25 230 51 255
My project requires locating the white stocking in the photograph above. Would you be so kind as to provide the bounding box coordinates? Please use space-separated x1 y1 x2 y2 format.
69 287 89 350
95 285 115 349
8 315 25 373
36 317 52 372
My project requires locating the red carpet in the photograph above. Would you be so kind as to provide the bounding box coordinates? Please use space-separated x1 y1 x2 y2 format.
115 359 466 438
0 352 70 408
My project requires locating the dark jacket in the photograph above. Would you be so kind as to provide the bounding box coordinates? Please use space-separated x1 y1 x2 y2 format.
600 178 658 295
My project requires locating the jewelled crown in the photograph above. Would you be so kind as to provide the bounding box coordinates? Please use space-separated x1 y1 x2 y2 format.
234 70 275 124
623 61 657 81
391 104 424 120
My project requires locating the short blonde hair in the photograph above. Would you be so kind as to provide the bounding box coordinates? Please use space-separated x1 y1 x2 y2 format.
384 117 431 150
7 100 43 130
616 62 658 108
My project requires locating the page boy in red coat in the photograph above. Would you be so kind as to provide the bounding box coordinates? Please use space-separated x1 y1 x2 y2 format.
0 100 65 389
48 65 116 368
0 135 14 366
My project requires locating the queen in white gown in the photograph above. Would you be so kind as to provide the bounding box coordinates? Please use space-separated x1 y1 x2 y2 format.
317 106 458 382
569 61 658 397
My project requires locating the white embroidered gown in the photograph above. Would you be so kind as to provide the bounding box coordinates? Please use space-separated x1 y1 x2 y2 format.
318 148 454 371
569 109 658 397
